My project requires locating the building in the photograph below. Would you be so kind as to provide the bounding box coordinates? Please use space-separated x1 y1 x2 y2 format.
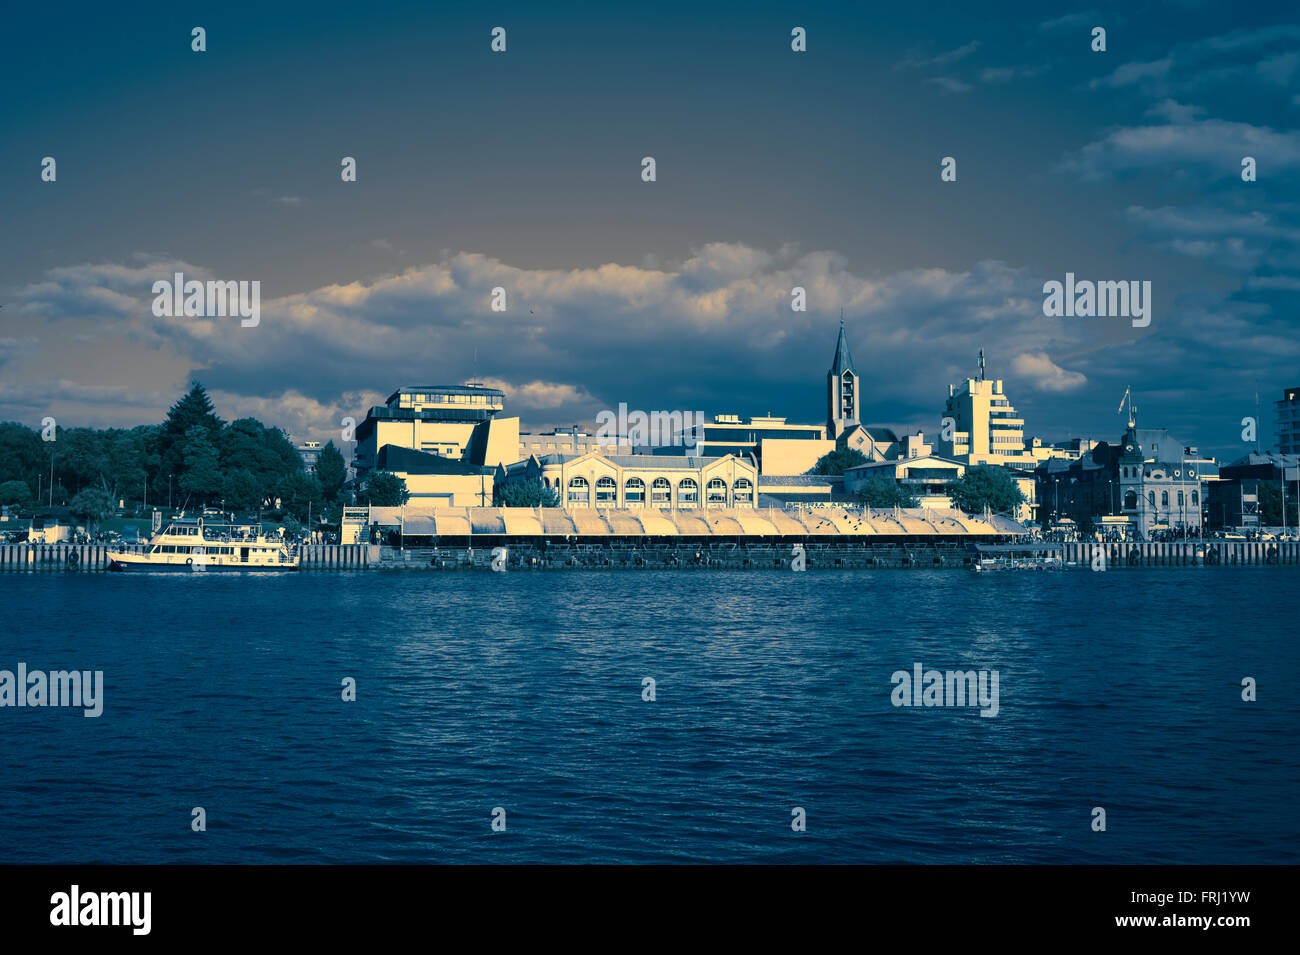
1116 425 1216 538
297 440 321 473
936 354 1038 469
664 414 832 475
1209 452 1300 531
844 455 966 509
375 445 495 507
496 451 760 509
519 426 631 458
840 425 931 462
1024 436 1099 464
827 314 859 439
1275 387 1300 455
353 384 518 475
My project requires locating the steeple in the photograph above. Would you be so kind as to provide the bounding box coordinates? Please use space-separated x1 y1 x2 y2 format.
830 308 857 376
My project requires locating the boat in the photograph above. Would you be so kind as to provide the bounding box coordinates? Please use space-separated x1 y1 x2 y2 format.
107 517 299 571
970 543 1065 573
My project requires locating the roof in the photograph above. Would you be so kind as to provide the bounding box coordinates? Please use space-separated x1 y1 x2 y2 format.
1226 452 1300 468
829 319 857 377
533 452 747 470
864 427 900 443
376 444 494 475
386 384 505 403
390 505 1027 538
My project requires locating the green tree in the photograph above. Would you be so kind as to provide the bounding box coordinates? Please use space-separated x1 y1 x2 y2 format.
949 465 1025 516
274 471 323 520
811 448 869 475
494 477 559 507
854 475 918 508
159 383 224 481
0 480 34 507
221 468 263 512
314 441 347 502
1258 481 1298 526
0 423 43 491
363 470 409 507
178 425 224 505
69 487 114 524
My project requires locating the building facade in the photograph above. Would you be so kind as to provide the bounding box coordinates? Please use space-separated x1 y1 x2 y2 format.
497 451 760 509
1274 388 1300 455
936 357 1038 469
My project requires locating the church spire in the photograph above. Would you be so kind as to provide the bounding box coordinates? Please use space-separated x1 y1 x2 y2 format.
830 309 857 376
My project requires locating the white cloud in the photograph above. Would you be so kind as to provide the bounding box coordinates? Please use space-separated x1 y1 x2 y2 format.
1012 352 1088 392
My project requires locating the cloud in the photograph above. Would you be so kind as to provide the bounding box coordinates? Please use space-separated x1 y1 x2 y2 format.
1090 25 1300 95
928 76 973 95
1039 11 1099 34
897 41 980 70
1144 99 1204 123
1012 352 1088 392
1059 119 1300 180
978 65 1047 84
272 196 304 206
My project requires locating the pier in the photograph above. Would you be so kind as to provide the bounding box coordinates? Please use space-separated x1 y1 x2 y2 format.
3 539 1298 571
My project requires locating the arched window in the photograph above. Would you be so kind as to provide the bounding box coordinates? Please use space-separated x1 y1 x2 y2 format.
625 477 645 504
1124 490 1137 510
1148 491 1155 507
595 476 616 503
734 478 753 505
567 476 589 505
678 478 698 504
651 477 671 504
706 478 728 504
1161 491 1169 507
1192 490 1199 506
1177 490 1184 507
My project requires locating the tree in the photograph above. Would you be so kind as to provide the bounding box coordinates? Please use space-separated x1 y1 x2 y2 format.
221 468 262 512
494 477 559 507
178 426 224 504
363 471 409 507
0 480 34 507
949 465 1025 516
314 441 347 502
854 475 918 508
0 423 43 490
1258 481 1298 527
812 448 869 475
69 487 114 524
274 471 323 520
159 383 224 481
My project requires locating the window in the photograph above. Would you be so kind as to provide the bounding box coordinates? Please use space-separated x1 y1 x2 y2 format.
678 478 698 504
706 479 728 504
1177 491 1184 507
1192 491 1199 506
1124 491 1137 510
1148 491 1155 507
651 478 671 504
1161 491 1169 506
595 476 616 503
567 476 589 505
625 477 645 504
734 478 753 505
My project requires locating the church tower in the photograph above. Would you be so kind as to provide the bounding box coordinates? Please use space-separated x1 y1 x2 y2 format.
827 311 859 438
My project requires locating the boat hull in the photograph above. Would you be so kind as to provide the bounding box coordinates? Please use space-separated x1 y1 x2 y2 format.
107 554 298 572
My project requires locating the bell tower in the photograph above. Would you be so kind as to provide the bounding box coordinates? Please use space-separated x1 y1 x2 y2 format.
827 310 859 438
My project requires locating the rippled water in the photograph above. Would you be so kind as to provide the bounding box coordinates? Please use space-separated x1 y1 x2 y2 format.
1 569 1296 863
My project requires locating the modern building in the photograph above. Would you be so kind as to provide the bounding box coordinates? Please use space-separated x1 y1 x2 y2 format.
1275 387 1300 455
664 414 832 475
297 440 322 473
519 426 631 458
374 445 495 507
496 451 760 509
844 455 966 509
353 384 517 475
936 354 1038 469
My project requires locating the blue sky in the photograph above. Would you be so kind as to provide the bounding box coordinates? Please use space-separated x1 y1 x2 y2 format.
1 1 1297 460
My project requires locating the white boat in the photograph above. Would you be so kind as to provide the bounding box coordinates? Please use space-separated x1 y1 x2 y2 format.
971 543 1065 573
107 517 299 571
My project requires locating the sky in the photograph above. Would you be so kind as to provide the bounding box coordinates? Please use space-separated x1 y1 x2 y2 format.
1 0 1297 461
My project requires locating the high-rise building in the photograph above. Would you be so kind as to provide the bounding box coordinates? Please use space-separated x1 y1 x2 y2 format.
936 353 1037 468
1275 386 1300 454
